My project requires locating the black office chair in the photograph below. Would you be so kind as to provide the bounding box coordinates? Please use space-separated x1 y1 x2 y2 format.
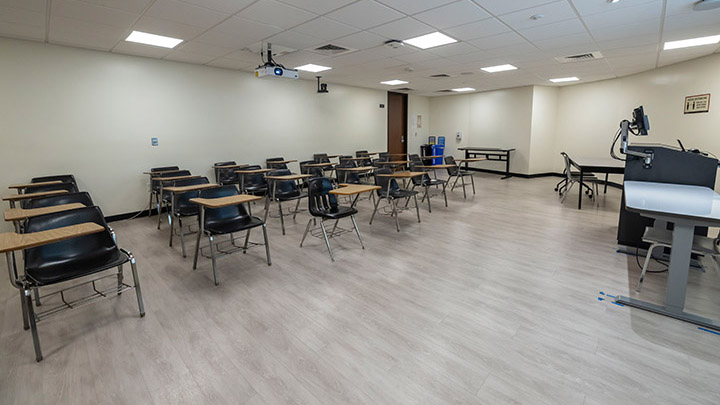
445 156 475 198
264 169 307 235
169 177 211 257
369 168 421 232
409 163 448 212
16 206 145 361
300 178 364 261
21 183 80 208
192 186 271 285
26 191 94 209
266 157 288 170
214 161 240 186
31 174 77 188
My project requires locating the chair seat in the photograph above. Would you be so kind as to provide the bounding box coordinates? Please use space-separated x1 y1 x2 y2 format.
25 248 129 286
244 185 267 193
274 190 306 200
570 174 599 181
175 205 200 217
643 227 718 254
422 178 446 186
387 189 418 199
316 206 358 220
205 216 264 235
455 170 473 176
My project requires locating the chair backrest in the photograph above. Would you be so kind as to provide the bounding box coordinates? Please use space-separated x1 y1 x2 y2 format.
24 206 118 278
26 191 94 209
172 177 210 212
241 165 267 188
299 160 315 175
31 174 77 188
561 152 574 182
151 166 179 172
409 163 430 185
22 183 80 208
214 161 239 185
355 151 372 166
266 157 287 169
409 154 422 164
338 155 353 163
313 153 330 164
268 169 300 197
197 185 251 226
355 150 368 158
336 160 360 183
445 156 459 176
153 170 191 191
307 178 338 217
373 168 398 195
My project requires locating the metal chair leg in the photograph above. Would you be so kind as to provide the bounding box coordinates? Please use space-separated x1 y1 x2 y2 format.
470 174 475 195
392 199 400 232
169 213 175 247
319 219 334 261
20 291 29 330
351 215 365 249
636 243 659 292
208 235 219 286
560 181 575 203
117 264 124 296
178 217 187 257
331 219 340 235
25 289 42 362
192 230 202 270
243 229 251 253
414 194 421 222
451 174 460 191
278 201 286 235
263 197 271 223
442 183 448 207
424 186 431 212
293 198 301 220
262 224 272 266
34 288 41 306
300 218 313 247
128 254 145 317
369 194 381 225
156 198 162 229
461 175 467 198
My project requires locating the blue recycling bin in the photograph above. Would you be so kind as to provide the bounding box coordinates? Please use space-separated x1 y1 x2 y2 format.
431 144 444 165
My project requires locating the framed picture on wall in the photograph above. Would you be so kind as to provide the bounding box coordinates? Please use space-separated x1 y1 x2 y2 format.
684 94 710 114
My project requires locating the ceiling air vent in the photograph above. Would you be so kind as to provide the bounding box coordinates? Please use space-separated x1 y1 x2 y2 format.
396 87 413 91
311 44 356 56
436 89 453 93
554 51 604 63
430 73 450 78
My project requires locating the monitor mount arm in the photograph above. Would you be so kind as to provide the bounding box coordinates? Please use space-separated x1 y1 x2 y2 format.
619 120 654 168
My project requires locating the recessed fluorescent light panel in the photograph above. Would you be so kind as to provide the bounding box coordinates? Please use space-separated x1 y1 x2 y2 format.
381 80 409 86
125 31 183 48
451 87 475 92
664 35 720 50
295 64 332 73
549 77 579 83
404 32 457 49
481 64 517 73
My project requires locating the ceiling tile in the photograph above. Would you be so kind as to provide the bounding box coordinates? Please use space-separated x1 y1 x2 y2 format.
214 15 284 42
49 15 127 50
145 0 229 29
369 17 434 40
469 31 529 50
581 0 663 30
497 1 577 31
0 21 45 41
265 30 324 50
532 32 594 50
175 0 254 14
132 15 206 40
276 0 356 14
414 0 491 30
194 29 255 49
659 46 715 67
333 31 386 50
237 0 317 30
176 40 235 57
376 0 457 15
113 40 173 57
426 41 478 57
473 0 557 16
75 0 153 14
518 18 586 42
0 4 45 40
443 18 509 41
393 50 440 63
325 0 404 30
570 0 659 16
207 57 254 69
292 17 358 41
53 0 138 28
0 0 46 12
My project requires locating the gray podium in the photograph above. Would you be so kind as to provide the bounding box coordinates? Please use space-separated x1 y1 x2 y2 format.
616 181 720 330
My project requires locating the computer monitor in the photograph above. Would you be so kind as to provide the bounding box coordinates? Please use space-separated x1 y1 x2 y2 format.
632 106 650 135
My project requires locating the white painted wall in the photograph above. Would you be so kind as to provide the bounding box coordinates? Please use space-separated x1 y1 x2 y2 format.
429 86 534 173
0 38 387 230
529 86 559 174
407 95 430 157
554 52 720 172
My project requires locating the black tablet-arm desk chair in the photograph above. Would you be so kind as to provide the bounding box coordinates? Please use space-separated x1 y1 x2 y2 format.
26 191 94 209
214 161 241 186
264 169 307 235
445 156 475 198
10 206 145 361
369 168 421 232
168 177 211 257
21 183 79 208
192 186 271 286
409 163 448 212
300 178 364 261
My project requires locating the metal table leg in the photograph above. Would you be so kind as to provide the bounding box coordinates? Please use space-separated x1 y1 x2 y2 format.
501 151 512 179
578 169 584 210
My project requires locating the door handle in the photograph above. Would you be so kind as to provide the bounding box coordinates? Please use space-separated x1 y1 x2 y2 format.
401 136 405 143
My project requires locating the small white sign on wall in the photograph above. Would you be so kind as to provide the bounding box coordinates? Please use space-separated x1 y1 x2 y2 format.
684 94 710 114
416 114 422 128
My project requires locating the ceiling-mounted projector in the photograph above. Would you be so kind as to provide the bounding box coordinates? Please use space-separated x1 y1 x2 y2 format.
254 43 298 80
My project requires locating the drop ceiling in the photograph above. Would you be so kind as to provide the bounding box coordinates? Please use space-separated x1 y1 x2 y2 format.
1 0 719 96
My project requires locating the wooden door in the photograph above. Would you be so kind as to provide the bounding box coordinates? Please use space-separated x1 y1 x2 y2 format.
387 92 407 156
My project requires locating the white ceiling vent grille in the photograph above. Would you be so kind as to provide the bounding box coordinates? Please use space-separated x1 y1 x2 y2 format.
554 51 604 63
311 44 356 56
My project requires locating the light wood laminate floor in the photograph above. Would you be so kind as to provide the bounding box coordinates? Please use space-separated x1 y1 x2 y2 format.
2 174 720 404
